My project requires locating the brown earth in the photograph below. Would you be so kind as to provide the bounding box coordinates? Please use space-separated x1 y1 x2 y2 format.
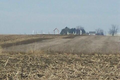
0 35 120 80
3 35 120 54
0 52 120 80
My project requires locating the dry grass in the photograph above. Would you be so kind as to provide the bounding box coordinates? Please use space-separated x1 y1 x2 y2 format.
0 34 66 43
0 35 120 80
3 35 120 54
0 47 3 55
0 34 67 48
0 51 120 80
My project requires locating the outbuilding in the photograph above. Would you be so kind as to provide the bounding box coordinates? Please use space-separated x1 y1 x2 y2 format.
89 31 96 35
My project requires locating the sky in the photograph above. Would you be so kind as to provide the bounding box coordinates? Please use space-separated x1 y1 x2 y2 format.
0 0 120 34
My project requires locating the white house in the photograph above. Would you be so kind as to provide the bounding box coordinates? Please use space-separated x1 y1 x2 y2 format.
115 33 120 36
89 31 96 35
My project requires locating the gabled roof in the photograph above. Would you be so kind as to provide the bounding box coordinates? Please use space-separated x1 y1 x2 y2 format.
89 31 96 33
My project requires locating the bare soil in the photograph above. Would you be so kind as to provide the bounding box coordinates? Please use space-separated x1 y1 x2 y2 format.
0 35 120 80
0 52 120 80
3 35 120 54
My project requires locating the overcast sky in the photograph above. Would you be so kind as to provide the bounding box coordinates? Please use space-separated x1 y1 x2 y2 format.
0 0 120 34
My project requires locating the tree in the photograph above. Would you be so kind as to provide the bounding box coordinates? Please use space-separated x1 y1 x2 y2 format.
76 26 81 35
76 26 86 35
96 28 104 35
60 26 86 35
60 27 70 35
109 25 119 36
80 27 86 34
69 28 76 34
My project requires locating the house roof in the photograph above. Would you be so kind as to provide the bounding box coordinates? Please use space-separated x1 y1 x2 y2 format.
89 31 96 33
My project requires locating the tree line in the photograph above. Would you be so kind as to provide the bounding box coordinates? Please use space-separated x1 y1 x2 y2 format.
60 26 86 35
60 25 119 36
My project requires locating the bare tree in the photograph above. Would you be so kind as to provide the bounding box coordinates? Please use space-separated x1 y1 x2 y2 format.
76 26 86 35
96 28 104 35
76 26 81 35
109 25 119 36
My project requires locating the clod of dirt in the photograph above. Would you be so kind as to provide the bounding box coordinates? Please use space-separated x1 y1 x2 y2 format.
37 74 44 78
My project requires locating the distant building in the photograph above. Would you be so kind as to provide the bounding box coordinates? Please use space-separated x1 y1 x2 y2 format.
114 33 120 36
106 33 120 36
89 31 96 35
67 31 70 35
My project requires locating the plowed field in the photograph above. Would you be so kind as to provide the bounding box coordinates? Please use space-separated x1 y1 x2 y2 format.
3 35 120 54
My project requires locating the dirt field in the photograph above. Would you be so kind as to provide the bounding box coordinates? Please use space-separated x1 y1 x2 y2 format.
0 35 120 80
0 52 120 80
3 35 120 54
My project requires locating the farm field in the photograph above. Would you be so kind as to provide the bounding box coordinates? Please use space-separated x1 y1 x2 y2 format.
0 35 120 80
0 34 65 48
2 35 120 54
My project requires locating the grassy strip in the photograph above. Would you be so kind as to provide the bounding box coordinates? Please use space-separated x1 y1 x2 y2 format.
0 37 52 48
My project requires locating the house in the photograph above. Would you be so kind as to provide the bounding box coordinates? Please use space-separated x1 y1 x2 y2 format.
113 33 120 36
89 31 96 35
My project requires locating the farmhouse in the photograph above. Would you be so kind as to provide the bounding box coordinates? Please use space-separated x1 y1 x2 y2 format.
114 33 120 36
89 31 96 35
